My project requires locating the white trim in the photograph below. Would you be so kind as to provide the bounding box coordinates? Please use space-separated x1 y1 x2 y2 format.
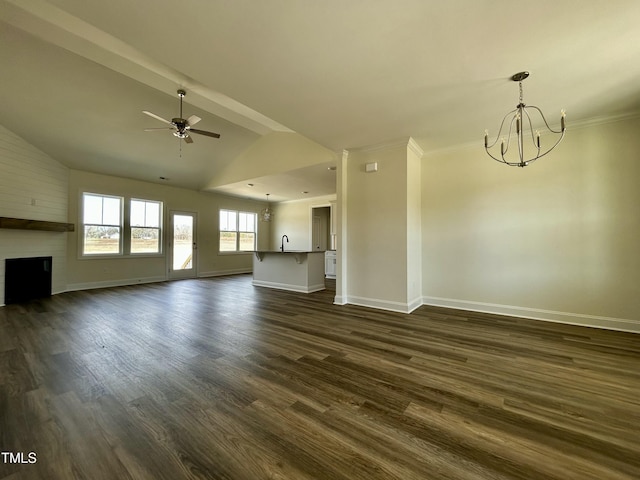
422 110 640 158
349 137 411 154
407 137 424 158
407 295 423 313
422 296 640 334
252 279 325 294
335 292 639 333
278 193 337 206
199 268 252 278
345 295 422 314
333 295 348 305
66 275 166 292
560 110 640 132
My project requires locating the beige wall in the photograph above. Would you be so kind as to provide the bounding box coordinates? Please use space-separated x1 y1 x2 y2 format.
343 142 413 311
421 116 640 332
67 170 269 290
270 195 335 251
206 132 336 189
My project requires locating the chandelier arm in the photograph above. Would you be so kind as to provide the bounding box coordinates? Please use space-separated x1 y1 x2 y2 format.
486 108 518 148
522 108 541 162
527 105 564 134
487 149 520 167
517 105 525 165
522 108 538 146
484 147 507 164
501 114 517 160
523 106 566 162
530 128 566 163
485 148 523 166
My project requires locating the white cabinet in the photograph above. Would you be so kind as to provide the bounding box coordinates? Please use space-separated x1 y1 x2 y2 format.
325 250 336 279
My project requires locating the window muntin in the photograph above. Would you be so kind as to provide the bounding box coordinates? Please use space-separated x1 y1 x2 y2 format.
238 212 256 251
82 193 123 255
131 199 162 254
219 209 256 252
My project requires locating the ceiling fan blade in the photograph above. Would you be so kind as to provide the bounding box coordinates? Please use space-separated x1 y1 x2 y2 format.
190 128 221 139
142 110 173 125
187 115 201 126
184 134 194 144
144 127 175 131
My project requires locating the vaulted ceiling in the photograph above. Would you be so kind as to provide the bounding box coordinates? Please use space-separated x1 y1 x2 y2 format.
2 0 640 201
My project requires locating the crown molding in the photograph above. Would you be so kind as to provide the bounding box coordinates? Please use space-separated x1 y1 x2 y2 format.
421 110 640 158
347 136 425 155
564 110 640 131
407 137 424 157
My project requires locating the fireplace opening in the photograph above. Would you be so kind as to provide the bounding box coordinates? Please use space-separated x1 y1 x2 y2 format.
5 256 52 304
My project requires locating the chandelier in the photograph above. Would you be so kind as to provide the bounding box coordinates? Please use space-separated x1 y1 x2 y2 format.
260 194 273 222
484 72 566 167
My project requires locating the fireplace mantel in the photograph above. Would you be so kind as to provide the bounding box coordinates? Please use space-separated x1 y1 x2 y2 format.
0 217 75 232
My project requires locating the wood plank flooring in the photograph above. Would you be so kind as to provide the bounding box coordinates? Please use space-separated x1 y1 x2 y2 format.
1 274 639 479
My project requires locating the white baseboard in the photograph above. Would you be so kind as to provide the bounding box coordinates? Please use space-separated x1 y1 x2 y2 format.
199 268 252 278
422 296 640 334
65 271 251 294
66 275 167 292
343 295 423 314
333 295 347 305
252 279 325 293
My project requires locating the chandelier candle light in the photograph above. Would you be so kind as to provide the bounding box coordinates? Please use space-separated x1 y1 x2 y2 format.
484 71 566 167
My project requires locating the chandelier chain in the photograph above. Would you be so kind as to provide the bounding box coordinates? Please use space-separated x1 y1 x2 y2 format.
519 81 524 104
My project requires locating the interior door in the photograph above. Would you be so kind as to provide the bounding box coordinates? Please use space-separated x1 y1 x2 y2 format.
169 211 197 279
311 206 329 251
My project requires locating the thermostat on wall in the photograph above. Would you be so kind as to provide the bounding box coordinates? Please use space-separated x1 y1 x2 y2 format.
365 162 378 173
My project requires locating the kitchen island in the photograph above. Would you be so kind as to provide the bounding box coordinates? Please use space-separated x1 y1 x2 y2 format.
252 250 325 293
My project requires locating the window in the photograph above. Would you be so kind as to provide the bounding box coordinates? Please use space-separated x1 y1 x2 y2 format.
130 199 162 254
219 209 256 252
82 193 123 255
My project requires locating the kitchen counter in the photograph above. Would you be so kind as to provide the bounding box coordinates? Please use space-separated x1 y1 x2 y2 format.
252 250 325 293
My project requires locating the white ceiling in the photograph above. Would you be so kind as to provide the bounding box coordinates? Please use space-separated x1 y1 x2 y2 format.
2 0 640 201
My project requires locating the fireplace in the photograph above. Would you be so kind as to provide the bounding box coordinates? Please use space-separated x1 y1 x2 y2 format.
4 256 52 304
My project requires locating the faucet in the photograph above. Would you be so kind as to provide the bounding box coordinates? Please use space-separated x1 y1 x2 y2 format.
280 235 289 252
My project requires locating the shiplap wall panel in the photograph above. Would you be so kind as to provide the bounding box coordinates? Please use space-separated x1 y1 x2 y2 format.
0 124 69 304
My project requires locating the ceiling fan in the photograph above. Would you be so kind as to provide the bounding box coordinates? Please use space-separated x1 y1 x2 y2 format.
143 89 220 143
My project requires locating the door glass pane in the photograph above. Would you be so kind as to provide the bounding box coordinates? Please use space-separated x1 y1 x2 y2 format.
173 215 193 270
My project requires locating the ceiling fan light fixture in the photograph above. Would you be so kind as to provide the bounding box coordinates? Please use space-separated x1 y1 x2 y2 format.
484 71 566 167
142 89 220 143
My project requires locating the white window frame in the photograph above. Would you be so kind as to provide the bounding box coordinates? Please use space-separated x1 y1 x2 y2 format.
219 209 257 253
130 198 163 255
81 192 123 256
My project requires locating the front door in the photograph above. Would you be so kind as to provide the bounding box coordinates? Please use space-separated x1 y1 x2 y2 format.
169 211 197 279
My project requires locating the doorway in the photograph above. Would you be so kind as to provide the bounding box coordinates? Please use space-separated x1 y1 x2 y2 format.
169 211 197 279
311 206 330 251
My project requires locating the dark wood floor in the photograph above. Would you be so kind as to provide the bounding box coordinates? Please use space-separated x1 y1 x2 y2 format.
1 275 639 479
